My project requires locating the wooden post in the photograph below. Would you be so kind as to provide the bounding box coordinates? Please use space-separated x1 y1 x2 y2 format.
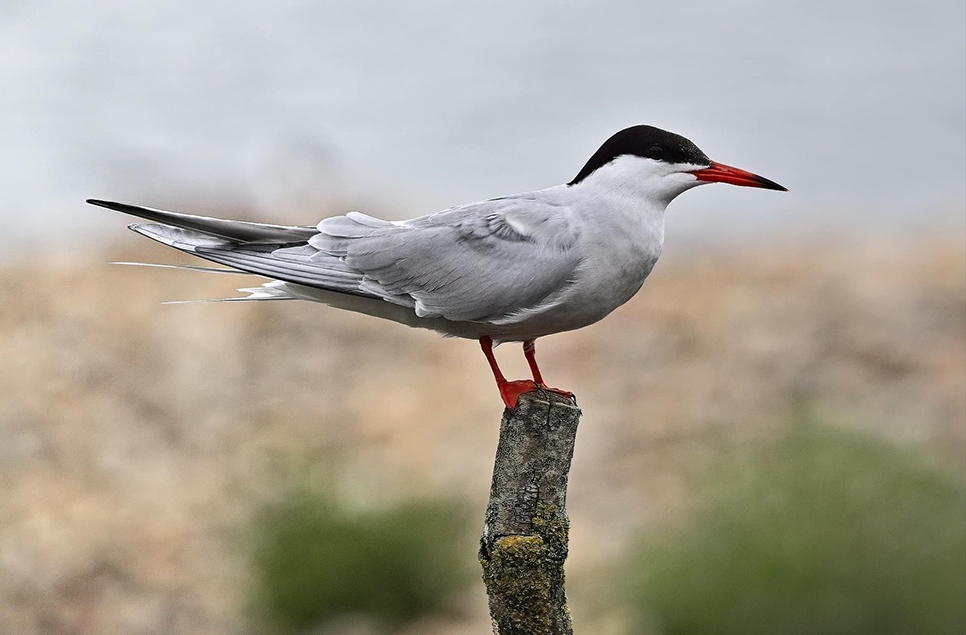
479 391 581 635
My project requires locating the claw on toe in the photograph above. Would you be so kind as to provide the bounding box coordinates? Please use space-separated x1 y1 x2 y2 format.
539 385 575 402
499 380 575 409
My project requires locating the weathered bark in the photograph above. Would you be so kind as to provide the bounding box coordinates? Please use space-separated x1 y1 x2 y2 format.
479 391 581 635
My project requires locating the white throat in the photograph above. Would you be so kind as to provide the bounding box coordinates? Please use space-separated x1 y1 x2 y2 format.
570 154 707 208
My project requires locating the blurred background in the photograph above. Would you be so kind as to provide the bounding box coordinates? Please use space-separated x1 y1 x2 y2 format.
1 2 964 634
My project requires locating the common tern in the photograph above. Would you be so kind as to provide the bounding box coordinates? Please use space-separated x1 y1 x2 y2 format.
90 125 786 408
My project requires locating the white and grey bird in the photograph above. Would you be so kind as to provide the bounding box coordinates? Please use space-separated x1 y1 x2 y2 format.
90 125 786 408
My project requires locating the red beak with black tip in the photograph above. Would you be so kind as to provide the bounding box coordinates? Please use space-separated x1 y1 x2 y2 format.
690 162 787 191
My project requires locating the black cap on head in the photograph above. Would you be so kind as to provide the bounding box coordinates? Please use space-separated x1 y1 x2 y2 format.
569 125 712 186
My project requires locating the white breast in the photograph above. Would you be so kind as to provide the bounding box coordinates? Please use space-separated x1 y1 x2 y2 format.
477 168 669 341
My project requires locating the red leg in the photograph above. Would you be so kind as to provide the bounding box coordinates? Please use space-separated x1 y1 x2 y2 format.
479 336 536 409
523 340 545 384
522 340 575 402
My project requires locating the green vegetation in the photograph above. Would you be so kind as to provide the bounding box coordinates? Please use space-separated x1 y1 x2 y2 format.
629 419 966 635
249 491 472 633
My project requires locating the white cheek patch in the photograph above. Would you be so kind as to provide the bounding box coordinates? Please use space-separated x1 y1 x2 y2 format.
571 155 711 204
661 161 710 176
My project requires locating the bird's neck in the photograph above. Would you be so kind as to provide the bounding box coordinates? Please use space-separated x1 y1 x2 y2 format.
562 179 666 256
569 154 701 208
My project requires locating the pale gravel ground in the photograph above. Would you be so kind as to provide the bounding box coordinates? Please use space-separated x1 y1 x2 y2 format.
1 233 963 634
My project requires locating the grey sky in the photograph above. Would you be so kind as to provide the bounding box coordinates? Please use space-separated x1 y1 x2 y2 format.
1 0 963 252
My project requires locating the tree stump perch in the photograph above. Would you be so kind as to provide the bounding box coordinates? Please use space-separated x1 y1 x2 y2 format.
479 391 581 635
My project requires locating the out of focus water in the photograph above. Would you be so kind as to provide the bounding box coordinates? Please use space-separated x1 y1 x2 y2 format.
2 0 964 252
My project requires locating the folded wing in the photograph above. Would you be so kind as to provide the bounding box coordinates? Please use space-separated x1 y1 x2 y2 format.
93 195 582 324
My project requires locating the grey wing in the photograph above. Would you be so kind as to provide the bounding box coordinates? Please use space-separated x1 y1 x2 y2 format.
95 196 582 323
87 199 318 242
91 199 378 298
306 195 583 322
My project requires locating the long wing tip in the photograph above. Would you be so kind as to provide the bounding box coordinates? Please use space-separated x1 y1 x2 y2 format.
87 198 123 211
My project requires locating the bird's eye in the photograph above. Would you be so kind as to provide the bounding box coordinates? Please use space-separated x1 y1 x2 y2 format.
646 145 664 160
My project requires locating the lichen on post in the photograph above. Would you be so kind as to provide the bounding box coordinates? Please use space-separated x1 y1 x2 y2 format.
479 391 581 635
